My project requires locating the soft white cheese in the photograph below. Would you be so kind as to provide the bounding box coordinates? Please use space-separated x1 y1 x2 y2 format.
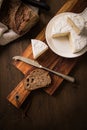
80 8 87 28
69 30 87 53
67 16 85 34
52 13 87 53
31 39 48 59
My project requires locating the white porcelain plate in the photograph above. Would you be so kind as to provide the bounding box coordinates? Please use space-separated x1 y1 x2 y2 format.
45 12 87 58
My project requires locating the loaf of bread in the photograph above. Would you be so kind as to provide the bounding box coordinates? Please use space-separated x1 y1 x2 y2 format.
0 0 39 35
24 69 51 91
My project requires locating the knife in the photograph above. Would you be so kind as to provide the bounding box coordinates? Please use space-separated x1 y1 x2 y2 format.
21 0 50 11
12 56 75 83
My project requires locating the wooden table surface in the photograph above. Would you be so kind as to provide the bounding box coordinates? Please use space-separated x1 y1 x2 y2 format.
0 0 87 130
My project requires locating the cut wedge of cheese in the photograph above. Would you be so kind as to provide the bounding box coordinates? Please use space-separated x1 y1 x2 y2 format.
52 32 70 38
51 13 87 53
67 17 84 35
31 39 48 59
69 30 87 53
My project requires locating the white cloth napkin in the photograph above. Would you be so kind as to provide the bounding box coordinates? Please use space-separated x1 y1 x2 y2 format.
0 0 39 45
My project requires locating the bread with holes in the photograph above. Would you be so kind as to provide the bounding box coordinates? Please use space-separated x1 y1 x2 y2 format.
24 69 51 90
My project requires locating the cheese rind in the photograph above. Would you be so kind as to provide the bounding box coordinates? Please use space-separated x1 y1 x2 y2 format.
69 30 87 53
67 17 84 34
52 32 70 38
31 39 48 59
51 13 87 53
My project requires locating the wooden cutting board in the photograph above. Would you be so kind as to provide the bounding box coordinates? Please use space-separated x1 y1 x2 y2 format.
7 0 79 108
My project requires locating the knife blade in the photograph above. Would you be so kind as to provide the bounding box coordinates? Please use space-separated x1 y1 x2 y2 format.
13 56 75 83
21 0 50 11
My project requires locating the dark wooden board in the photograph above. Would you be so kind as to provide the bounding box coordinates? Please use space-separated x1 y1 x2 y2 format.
7 0 79 108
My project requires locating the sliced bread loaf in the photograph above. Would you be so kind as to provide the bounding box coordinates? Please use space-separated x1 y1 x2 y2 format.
0 0 39 35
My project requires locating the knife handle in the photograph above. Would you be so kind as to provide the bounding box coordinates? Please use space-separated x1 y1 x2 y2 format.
21 0 50 11
41 66 75 83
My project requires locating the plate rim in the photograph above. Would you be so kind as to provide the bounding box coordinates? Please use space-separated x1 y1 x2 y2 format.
45 12 87 58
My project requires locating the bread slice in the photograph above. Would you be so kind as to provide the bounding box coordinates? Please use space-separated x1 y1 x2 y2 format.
24 69 51 91
31 39 48 59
